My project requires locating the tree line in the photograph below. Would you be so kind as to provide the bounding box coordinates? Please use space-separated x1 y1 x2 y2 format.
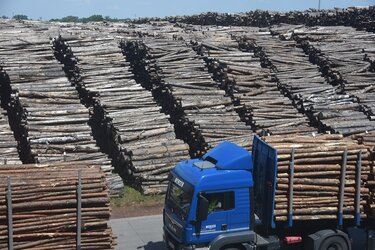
1 14 132 22
50 14 132 22
1 14 29 20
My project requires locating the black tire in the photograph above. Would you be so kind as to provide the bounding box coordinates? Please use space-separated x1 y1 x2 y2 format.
221 245 244 250
319 236 349 250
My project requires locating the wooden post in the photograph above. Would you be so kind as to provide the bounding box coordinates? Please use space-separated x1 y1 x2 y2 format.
288 148 295 227
76 170 82 250
355 150 362 226
6 177 13 250
338 149 347 227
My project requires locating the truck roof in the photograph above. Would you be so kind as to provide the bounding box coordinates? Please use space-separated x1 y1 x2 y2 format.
173 141 254 191
203 141 253 171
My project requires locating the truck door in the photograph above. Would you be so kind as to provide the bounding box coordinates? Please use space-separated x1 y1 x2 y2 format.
197 191 235 241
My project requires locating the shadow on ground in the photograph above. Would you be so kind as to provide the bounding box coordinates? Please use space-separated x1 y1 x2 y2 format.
140 241 167 250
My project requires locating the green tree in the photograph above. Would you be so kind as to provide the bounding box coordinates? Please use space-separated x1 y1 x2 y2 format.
85 14 104 22
104 16 119 22
49 14 126 23
13 14 28 20
61 15 79 22
1 15 8 19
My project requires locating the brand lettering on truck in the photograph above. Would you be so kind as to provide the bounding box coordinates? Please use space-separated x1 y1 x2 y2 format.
205 225 216 230
174 177 184 188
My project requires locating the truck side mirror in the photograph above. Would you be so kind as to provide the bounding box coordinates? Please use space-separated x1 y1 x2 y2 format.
197 193 209 222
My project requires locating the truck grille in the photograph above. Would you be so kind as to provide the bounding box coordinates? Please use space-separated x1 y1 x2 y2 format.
165 212 183 240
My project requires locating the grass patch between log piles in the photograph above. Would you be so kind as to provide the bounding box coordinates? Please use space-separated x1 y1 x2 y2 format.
111 185 165 206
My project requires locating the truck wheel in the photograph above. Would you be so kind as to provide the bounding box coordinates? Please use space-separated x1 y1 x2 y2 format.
319 236 348 250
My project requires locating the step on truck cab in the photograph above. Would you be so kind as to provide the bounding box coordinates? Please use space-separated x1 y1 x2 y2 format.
163 136 375 250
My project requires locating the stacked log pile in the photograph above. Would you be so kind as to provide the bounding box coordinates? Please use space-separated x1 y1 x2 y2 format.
0 111 21 165
123 38 253 155
356 132 375 149
354 131 375 218
0 162 115 249
138 6 375 32
0 20 123 195
276 25 375 120
237 31 375 136
0 110 20 166
124 40 208 157
0 68 21 165
191 31 316 136
303 7 375 32
263 134 372 222
52 27 190 194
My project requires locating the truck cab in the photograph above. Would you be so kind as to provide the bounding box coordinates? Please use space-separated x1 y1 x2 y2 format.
163 137 375 250
163 138 277 250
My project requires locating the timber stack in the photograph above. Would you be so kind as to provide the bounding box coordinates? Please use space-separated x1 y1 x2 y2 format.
0 111 21 165
0 20 123 195
277 25 375 120
122 37 253 156
356 132 375 149
237 30 375 136
0 162 115 249
0 68 21 165
122 39 209 157
262 134 373 221
191 30 316 136
138 6 375 32
355 132 375 218
52 27 189 194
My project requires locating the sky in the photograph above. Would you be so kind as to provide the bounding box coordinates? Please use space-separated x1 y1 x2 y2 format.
0 0 374 20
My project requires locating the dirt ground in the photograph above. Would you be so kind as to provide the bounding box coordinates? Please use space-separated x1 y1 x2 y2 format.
111 202 164 219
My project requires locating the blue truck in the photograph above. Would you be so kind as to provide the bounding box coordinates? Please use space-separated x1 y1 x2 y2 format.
163 136 375 250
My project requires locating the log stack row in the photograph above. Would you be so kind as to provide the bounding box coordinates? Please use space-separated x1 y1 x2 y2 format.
122 39 209 157
262 134 372 222
191 31 316 136
0 162 115 249
52 27 190 194
138 6 375 32
237 31 375 136
0 20 123 195
122 37 253 156
0 110 21 165
0 68 21 165
277 25 375 120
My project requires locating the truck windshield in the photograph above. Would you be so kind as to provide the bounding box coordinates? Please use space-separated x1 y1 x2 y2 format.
166 181 193 220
